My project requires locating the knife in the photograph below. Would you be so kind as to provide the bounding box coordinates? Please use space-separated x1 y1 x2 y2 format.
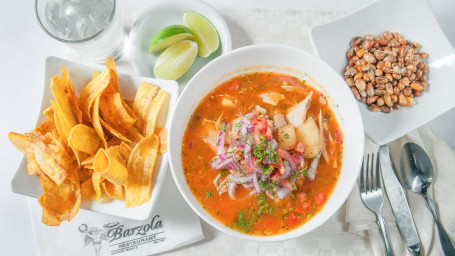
379 145 422 256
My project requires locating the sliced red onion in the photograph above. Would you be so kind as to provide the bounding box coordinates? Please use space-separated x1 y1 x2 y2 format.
269 139 278 149
308 152 321 180
278 149 297 171
276 186 290 199
214 157 234 169
297 155 304 167
227 182 236 199
228 174 252 184
216 130 226 157
210 157 222 169
279 160 292 182
252 173 261 193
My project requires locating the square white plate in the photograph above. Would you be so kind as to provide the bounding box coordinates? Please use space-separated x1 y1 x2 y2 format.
10 56 179 220
310 0 455 145
127 0 232 87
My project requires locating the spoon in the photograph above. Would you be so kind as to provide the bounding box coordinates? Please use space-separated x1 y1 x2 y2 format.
399 142 455 256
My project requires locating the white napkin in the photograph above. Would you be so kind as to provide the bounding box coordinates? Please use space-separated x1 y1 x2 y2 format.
346 125 455 256
29 171 204 256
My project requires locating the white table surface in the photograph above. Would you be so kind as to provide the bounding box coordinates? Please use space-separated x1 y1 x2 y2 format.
2 0 454 255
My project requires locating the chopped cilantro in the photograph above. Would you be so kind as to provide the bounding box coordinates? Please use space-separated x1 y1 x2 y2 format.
205 192 211 198
256 194 273 215
220 168 226 176
300 167 308 177
235 209 255 233
221 123 226 132
284 133 290 139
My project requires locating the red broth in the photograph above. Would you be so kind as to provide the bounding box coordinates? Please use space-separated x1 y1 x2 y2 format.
182 72 343 235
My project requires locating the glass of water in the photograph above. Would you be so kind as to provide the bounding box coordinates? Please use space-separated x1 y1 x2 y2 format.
35 0 126 61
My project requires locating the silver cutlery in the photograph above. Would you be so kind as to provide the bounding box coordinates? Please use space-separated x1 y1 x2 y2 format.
360 152 392 256
379 145 421 256
399 142 455 256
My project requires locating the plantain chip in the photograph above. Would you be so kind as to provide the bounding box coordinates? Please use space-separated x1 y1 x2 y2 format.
79 69 110 121
91 171 104 202
104 57 120 94
8 132 67 185
133 82 159 133
126 125 144 146
81 178 97 201
68 124 101 155
125 134 159 207
92 95 107 148
100 92 136 134
38 175 81 226
93 148 128 185
25 152 42 176
43 106 54 122
102 180 124 200
50 76 78 129
143 89 169 136
59 66 83 123
100 118 132 143
155 127 168 153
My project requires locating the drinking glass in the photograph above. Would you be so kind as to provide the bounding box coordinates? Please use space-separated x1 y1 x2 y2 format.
35 0 126 61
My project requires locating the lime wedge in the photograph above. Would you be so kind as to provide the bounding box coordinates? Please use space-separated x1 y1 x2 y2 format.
154 40 198 80
149 25 194 53
183 11 220 58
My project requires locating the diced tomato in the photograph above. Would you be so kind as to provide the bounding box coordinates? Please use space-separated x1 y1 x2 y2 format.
265 127 272 139
314 192 325 206
335 130 342 144
294 207 306 214
295 141 305 153
251 119 258 125
297 192 306 203
253 128 261 145
281 180 293 191
287 201 293 209
284 213 300 226
277 149 286 158
291 154 299 165
301 201 310 210
271 170 281 181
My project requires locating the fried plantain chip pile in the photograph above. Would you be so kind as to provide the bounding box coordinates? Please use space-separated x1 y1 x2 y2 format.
8 58 169 226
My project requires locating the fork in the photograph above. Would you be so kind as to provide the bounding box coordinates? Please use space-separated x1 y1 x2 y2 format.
360 153 392 256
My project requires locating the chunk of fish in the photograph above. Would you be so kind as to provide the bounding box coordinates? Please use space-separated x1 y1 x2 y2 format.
286 91 313 128
273 114 287 129
260 92 283 105
222 97 235 107
295 116 322 158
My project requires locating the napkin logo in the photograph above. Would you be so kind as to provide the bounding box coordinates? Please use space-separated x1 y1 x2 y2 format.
78 215 165 255
79 222 117 256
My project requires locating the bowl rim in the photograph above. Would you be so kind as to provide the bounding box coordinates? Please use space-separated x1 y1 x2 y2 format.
168 44 364 241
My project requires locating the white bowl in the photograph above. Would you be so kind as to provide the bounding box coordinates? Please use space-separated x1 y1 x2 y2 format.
309 0 455 145
168 44 364 241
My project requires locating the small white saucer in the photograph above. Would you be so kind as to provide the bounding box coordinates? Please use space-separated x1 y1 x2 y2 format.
127 0 232 88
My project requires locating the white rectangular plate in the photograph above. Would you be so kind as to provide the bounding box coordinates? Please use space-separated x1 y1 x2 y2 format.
10 56 179 220
310 0 455 145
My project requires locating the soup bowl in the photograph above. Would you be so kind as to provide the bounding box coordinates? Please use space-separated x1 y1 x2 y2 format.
168 44 364 241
